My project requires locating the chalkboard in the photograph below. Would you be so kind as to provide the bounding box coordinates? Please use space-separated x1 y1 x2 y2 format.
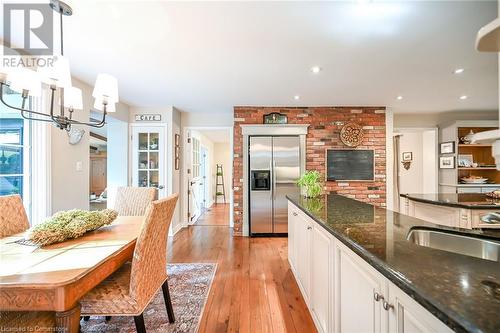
327 149 374 181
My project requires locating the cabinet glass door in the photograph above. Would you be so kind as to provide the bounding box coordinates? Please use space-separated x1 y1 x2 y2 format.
132 126 165 197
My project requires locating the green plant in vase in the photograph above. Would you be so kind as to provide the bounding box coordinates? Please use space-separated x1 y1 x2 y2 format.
297 170 322 198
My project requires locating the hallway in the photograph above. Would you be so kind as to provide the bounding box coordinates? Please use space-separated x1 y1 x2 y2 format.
196 203 230 226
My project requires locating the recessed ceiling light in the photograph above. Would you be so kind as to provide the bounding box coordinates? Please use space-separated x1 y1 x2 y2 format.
396 95 403 100
459 95 468 100
454 68 465 74
311 66 321 74
294 95 300 100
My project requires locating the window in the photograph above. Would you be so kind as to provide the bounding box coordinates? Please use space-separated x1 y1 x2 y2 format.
192 137 200 178
0 91 31 210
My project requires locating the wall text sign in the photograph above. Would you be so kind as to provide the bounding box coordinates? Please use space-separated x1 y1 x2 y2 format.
135 114 162 122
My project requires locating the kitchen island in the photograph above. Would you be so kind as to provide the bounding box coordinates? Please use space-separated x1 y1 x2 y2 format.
287 194 500 333
401 193 500 229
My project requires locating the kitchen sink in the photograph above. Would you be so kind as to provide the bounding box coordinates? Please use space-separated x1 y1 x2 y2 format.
407 228 500 262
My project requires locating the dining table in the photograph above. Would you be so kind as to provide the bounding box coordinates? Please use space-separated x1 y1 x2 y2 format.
0 216 145 332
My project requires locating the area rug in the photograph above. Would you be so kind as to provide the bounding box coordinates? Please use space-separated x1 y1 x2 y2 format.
80 263 217 333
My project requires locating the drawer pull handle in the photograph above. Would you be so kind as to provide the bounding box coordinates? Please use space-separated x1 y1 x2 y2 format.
293 212 298 216
383 300 394 311
373 292 384 302
307 226 312 230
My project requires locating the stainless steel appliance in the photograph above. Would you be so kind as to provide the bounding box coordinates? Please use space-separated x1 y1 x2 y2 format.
249 136 300 236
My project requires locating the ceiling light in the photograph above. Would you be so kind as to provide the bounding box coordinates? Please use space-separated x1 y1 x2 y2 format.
294 95 300 100
454 68 465 74
396 95 403 100
459 95 468 100
311 66 321 74
0 0 119 131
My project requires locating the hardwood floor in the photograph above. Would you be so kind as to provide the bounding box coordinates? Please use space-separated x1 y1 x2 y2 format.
196 203 230 226
167 226 317 333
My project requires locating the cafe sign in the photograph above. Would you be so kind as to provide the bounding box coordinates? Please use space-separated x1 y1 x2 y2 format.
134 114 162 122
263 112 287 124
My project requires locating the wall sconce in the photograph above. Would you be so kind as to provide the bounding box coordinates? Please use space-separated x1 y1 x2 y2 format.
401 152 413 170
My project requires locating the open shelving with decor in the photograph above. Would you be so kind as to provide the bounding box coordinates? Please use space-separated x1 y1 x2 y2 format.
439 120 500 193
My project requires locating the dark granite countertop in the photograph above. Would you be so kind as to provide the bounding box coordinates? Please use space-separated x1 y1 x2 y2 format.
401 193 500 209
287 194 500 333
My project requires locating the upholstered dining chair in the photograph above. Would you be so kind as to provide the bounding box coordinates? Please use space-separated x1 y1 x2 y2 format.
80 194 178 333
0 195 30 238
114 187 157 216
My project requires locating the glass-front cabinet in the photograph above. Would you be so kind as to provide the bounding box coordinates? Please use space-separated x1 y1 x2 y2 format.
132 126 165 197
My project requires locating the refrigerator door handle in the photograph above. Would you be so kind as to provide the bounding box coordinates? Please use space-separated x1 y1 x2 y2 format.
273 160 277 200
269 159 273 200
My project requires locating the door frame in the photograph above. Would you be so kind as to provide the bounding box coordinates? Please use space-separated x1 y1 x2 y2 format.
200 145 209 210
393 127 438 211
129 123 169 199
182 126 234 228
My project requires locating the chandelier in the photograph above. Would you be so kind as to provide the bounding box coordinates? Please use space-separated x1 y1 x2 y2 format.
0 0 119 131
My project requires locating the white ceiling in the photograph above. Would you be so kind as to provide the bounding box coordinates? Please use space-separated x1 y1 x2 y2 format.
197 128 231 143
5 1 500 114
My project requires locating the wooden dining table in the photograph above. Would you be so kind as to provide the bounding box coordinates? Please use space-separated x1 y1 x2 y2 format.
0 216 145 332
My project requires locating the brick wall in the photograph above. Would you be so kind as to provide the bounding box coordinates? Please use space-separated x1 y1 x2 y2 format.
233 106 387 236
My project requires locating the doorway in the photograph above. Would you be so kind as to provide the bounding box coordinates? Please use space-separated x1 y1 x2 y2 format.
184 127 233 227
393 127 438 212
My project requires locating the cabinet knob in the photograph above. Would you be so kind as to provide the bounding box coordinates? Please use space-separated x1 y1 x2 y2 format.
293 212 298 216
373 292 384 302
382 300 394 311
307 226 312 230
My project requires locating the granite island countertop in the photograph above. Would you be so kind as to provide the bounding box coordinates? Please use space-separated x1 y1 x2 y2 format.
287 194 500 333
401 193 500 209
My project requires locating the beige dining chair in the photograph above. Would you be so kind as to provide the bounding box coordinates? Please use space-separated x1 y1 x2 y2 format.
0 195 30 238
80 194 178 333
114 187 157 216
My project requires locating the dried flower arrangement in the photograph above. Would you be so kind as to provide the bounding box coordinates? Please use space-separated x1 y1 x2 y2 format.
27 209 118 246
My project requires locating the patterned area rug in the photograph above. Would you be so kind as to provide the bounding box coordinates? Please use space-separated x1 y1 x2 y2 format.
80 263 217 333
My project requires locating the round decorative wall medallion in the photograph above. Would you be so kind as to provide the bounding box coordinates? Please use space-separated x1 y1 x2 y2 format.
340 122 364 147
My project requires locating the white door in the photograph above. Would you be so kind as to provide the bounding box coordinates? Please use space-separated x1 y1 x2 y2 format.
337 245 387 333
200 146 208 210
131 126 166 198
296 214 312 304
311 225 333 333
188 136 202 223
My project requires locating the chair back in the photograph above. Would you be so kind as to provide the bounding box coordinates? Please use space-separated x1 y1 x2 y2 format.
114 187 157 216
129 194 178 304
0 195 29 237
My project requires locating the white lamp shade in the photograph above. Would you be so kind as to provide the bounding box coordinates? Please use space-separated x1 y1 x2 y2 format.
37 56 72 88
7 67 42 96
63 86 83 110
94 98 116 112
92 74 119 103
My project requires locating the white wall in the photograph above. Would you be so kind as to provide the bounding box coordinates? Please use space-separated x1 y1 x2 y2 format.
181 112 233 127
213 142 232 203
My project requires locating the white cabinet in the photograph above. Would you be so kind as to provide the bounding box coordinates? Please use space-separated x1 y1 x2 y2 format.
336 242 387 333
388 281 453 333
295 211 313 303
287 201 453 333
311 224 334 333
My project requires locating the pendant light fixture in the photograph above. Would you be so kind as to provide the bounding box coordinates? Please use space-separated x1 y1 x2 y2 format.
0 0 119 131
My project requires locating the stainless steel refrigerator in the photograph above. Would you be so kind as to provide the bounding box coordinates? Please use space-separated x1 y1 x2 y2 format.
249 136 301 236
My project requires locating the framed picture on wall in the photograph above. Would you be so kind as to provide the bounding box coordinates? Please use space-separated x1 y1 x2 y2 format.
402 152 413 161
439 141 455 154
439 156 455 169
